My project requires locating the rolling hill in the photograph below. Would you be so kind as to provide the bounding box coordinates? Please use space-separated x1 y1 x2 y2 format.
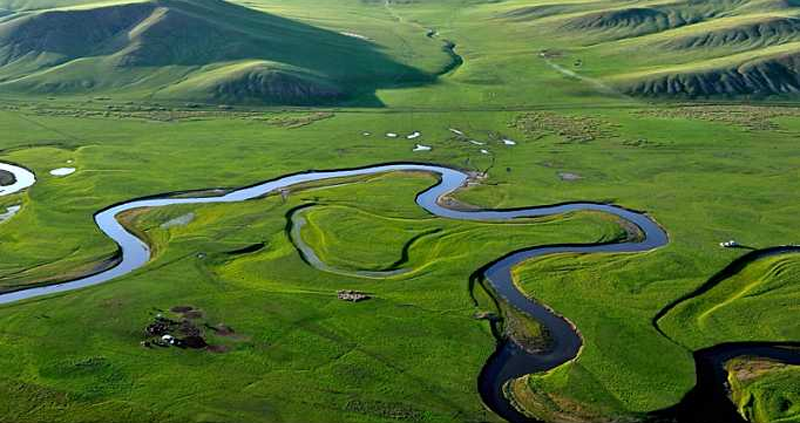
0 0 438 105
495 0 800 98
5 0 800 104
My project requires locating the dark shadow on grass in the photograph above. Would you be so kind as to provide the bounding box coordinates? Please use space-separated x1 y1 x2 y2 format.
0 0 438 106
648 246 800 423
646 342 800 423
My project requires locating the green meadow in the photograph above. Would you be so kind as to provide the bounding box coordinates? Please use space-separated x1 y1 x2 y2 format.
0 0 799 422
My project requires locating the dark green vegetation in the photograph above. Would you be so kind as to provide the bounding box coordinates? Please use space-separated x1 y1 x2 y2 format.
1 103 799 422
0 0 800 422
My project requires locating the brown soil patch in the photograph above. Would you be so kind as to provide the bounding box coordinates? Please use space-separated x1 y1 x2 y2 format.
728 357 787 383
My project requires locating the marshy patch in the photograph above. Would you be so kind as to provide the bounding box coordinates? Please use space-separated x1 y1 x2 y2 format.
510 112 617 143
160 212 195 229
262 112 334 128
634 105 800 132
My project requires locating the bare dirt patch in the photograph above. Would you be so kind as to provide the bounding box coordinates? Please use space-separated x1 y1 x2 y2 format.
728 357 788 383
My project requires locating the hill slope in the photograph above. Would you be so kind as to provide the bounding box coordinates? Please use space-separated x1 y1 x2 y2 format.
0 0 436 105
496 0 800 98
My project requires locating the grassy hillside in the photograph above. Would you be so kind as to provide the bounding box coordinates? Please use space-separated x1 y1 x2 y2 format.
659 252 800 349
9 0 800 104
485 0 800 99
0 0 449 105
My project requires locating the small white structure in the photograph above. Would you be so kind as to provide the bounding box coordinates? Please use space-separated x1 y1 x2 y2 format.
407 131 421 139
449 128 464 135
503 139 517 145
719 240 739 248
469 140 485 145
386 132 398 138
362 132 371 136
413 144 432 152
49 167 76 176
480 149 490 155
161 334 176 344
340 31 370 40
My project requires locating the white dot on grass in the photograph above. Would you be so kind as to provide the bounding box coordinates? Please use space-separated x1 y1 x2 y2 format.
50 167 76 176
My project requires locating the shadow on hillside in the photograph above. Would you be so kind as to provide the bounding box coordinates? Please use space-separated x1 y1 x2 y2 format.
0 0 438 106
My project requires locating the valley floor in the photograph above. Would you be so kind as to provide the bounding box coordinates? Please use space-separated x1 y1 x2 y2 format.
0 0 799 421
0 101 798 422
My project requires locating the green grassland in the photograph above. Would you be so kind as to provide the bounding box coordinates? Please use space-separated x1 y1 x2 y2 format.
1 100 799 421
659 253 800 350
0 140 624 422
0 0 800 422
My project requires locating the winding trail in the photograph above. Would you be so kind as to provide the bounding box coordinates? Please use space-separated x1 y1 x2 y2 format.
0 162 795 422
540 55 631 100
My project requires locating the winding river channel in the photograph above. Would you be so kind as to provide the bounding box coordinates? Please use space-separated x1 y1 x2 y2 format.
0 162 35 197
0 161 797 422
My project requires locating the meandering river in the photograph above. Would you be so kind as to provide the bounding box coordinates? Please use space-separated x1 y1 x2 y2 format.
0 162 35 196
0 161 795 422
